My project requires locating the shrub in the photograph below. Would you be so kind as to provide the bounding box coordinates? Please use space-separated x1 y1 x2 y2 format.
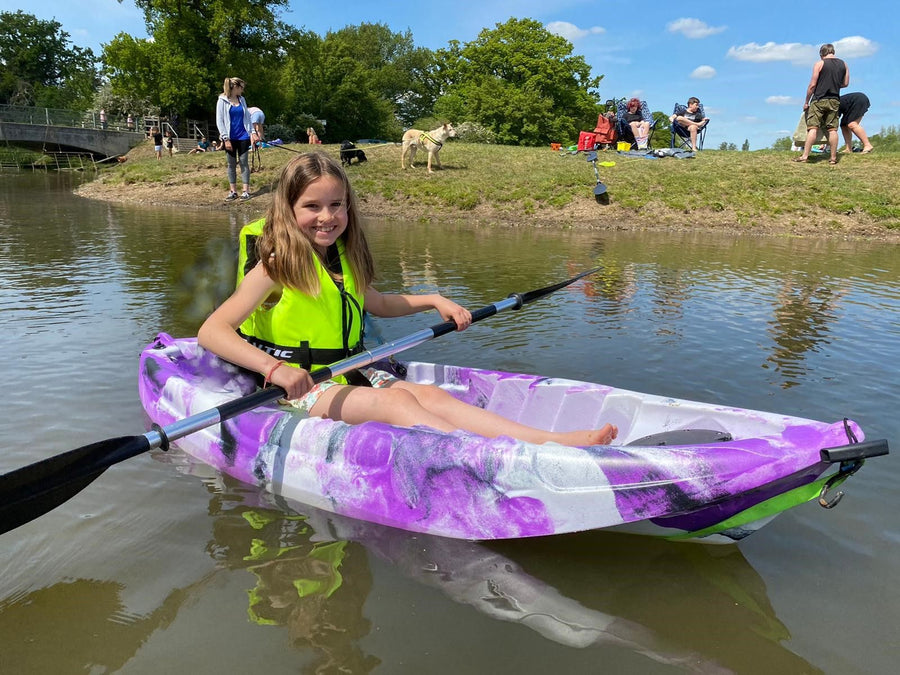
454 122 498 144
266 123 296 144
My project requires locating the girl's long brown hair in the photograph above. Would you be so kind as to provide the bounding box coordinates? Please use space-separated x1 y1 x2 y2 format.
257 152 375 295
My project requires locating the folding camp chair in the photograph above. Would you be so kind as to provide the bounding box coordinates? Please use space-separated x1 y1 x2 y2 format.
616 99 658 151
670 102 709 151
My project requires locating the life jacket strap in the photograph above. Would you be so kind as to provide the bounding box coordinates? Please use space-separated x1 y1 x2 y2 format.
238 332 364 369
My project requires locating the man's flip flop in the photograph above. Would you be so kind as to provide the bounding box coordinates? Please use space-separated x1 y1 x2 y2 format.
792 157 807 163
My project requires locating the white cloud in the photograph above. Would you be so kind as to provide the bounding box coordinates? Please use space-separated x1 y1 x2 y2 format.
727 42 816 65
545 21 605 41
727 36 878 66
666 18 726 39
691 65 716 79
766 95 798 105
834 36 879 58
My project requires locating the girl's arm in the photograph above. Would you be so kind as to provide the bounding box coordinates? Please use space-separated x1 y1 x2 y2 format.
198 265 314 398
364 288 472 331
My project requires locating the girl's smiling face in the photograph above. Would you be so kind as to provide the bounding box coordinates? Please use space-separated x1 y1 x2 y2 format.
292 175 348 253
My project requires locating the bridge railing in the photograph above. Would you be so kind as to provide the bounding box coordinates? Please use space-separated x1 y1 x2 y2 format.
0 104 145 132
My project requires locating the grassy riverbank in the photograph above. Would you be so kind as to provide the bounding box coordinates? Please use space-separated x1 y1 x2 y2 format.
75 140 900 240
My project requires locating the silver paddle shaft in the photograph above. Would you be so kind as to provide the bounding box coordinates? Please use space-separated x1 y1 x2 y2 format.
143 295 524 450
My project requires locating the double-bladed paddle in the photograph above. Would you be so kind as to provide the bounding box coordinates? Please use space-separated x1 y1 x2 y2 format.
0 268 601 535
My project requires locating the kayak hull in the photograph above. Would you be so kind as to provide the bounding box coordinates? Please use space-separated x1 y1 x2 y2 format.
139 333 874 543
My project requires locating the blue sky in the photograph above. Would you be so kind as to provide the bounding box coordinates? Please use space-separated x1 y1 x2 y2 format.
8 0 897 150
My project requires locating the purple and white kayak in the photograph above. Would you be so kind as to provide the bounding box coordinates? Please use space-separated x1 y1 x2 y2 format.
139 333 888 543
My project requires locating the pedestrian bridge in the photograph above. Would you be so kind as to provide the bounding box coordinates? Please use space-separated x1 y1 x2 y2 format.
0 105 146 158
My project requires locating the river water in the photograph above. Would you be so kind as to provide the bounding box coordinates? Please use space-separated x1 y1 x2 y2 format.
1 172 898 674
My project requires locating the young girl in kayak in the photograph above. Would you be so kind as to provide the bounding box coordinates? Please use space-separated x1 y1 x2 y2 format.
198 152 617 446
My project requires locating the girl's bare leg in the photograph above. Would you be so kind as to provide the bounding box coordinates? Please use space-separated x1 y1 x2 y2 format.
310 382 616 446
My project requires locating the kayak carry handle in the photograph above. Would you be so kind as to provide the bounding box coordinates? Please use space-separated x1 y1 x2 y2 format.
820 439 889 463
817 438 889 509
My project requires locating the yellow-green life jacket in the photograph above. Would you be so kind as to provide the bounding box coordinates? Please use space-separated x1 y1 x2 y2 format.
236 219 365 378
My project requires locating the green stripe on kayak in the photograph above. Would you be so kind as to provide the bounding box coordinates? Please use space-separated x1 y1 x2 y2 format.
666 471 851 541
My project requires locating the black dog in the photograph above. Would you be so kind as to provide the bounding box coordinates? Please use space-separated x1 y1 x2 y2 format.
340 140 367 166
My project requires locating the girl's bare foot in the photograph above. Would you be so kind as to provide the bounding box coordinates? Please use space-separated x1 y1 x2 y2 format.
549 424 618 447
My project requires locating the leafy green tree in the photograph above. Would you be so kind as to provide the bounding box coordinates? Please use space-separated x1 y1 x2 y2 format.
870 126 899 151
0 10 98 109
771 136 793 151
742 138 750 151
276 22 434 141
104 0 293 123
652 110 670 131
432 18 603 145
92 81 156 122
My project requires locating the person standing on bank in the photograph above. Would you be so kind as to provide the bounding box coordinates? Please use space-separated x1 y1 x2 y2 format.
150 126 163 161
793 43 848 165
216 77 253 201
838 92 874 154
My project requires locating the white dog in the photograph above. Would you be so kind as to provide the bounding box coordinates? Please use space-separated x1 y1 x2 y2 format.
400 123 457 173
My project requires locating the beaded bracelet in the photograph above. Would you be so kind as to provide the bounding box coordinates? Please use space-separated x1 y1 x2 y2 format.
263 360 286 388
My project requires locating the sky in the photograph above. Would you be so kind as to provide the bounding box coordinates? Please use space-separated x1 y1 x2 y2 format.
6 0 898 151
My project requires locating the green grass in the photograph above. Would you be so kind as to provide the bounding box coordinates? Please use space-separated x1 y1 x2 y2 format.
95 140 900 234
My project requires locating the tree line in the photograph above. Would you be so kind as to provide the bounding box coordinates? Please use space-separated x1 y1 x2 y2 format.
1 4 612 146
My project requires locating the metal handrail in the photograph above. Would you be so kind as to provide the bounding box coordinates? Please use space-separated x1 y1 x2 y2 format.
0 104 146 132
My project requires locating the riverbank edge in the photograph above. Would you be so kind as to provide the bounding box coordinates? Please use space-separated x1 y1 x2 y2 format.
74 179 900 243
71 143 900 243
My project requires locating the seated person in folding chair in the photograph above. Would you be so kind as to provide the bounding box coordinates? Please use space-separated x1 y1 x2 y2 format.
670 97 709 151
618 98 653 150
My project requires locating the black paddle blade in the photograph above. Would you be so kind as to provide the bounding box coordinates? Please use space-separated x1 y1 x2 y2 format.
519 266 602 305
593 182 607 196
0 435 150 535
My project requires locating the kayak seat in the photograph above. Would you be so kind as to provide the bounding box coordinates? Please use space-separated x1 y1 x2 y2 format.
627 429 733 446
